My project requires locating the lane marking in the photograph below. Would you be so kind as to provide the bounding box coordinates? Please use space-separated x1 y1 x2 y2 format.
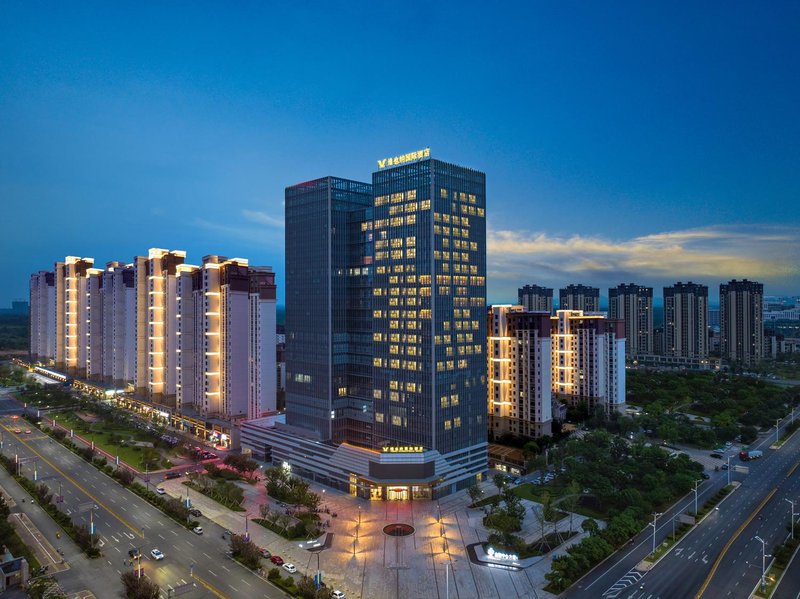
694 487 777 598
0 421 143 538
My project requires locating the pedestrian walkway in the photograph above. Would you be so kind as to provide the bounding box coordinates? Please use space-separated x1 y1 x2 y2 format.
10 511 70 573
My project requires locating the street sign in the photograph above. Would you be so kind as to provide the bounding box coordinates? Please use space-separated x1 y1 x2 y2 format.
678 514 696 525
735 465 750 474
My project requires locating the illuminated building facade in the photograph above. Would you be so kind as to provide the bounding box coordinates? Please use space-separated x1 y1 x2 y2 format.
664 281 708 360
252 154 487 500
176 256 277 419
55 256 95 377
29 271 56 363
608 283 653 358
551 310 626 412
518 284 553 314
720 279 764 366
488 305 552 438
559 284 600 313
85 267 104 380
134 248 185 406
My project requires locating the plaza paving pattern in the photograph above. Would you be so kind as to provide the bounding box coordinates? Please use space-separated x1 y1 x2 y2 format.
159 474 591 599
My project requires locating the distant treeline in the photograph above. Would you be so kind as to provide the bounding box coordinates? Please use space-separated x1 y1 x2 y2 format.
0 314 28 349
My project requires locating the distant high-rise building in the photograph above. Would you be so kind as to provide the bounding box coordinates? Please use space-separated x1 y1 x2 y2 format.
559 284 600 313
708 308 721 329
720 279 764 366
29 271 55 363
608 283 653 358
664 282 708 360
518 284 553 313
488 305 552 438
551 310 626 412
250 153 487 500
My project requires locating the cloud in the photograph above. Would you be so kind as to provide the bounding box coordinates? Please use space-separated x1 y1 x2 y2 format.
487 224 800 301
242 209 284 228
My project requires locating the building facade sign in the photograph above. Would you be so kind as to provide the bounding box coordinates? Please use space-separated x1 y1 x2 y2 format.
382 445 424 453
377 148 430 169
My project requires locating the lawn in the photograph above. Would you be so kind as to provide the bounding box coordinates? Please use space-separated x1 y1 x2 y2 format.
51 412 172 470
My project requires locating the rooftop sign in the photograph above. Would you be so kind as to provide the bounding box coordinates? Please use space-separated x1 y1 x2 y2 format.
382 445 424 453
377 147 430 169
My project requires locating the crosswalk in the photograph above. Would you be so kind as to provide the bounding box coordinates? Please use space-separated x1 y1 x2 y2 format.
603 568 644 598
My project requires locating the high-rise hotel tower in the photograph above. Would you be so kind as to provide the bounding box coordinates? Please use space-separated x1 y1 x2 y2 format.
245 152 488 500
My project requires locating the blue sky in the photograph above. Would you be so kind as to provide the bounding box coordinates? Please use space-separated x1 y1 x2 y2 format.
2 1 798 306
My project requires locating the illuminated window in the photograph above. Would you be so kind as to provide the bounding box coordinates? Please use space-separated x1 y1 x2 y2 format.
375 412 384 422
440 188 448 198
373 357 383 367
406 214 416 225
391 415 402 426
444 420 452 430
373 389 382 399
454 416 462 427
440 396 449 408
420 199 430 210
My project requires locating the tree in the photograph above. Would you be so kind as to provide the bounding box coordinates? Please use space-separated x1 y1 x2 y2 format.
230 533 261 570
296 576 328 599
140 447 160 470
116 468 135 486
467 483 484 507
120 571 160 599
492 473 508 493
581 518 599 535
560 481 581 533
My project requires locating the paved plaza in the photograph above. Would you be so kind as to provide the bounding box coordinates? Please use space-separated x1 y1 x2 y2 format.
160 473 591 599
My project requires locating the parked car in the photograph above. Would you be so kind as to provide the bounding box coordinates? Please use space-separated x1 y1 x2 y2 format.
193 526 203 535
259 547 271 558
710 453 723 459
24 429 32 434
269 555 284 565
282 563 297 574
156 488 166 495
331 591 347 599
721 464 729 470
150 549 164 561
701 473 710 479
188 508 202 517
164 472 181 480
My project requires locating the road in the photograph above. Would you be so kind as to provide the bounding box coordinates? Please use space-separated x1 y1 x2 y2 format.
0 413 290 599
566 414 800 599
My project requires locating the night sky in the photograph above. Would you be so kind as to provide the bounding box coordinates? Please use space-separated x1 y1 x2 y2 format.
2 1 798 306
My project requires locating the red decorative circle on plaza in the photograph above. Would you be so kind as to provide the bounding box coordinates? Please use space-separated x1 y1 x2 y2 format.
383 523 415 537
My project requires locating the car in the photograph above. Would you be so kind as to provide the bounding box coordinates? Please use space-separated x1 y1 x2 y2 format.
24 429 32 434
282 563 297 574
331 591 347 599
150 549 164 560
701 473 710 479
164 472 181 480
721 464 729 470
13 428 21 434
188 508 202 517
193 526 203 535
128 548 141 558
710 453 723 459
512 477 522 485
156 488 166 495
259 547 271 558
269 555 284 565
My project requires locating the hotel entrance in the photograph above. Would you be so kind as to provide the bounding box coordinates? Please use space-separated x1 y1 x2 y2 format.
387 486 409 501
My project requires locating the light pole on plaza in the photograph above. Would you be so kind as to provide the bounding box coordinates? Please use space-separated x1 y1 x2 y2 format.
754 536 769 590
693 479 701 516
650 512 662 555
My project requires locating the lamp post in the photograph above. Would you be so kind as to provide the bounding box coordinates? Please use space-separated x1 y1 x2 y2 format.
693 479 702 516
776 418 781 444
727 455 732 486
786 498 796 540
754 536 770 590
445 561 450 599
650 512 662 555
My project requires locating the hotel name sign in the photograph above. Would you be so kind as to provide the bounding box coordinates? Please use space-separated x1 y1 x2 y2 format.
377 147 430 169
382 445 425 453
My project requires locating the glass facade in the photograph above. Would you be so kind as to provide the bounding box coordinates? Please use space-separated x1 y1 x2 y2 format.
371 159 487 456
281 157 487 498
284 177 373 440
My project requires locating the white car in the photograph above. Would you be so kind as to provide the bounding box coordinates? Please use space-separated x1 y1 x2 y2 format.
156 488 166 495
193 526 203 535
331 591 347 599
282 563 297 574
150 549 164 560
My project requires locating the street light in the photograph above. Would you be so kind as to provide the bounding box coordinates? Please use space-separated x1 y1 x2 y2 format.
650 512 663 555
726 455 732 486
754 536 770 590
693 479 702 516
776 418 781 444
785 498 796 540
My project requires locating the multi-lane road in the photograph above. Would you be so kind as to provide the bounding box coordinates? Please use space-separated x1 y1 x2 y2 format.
0 411 287 598
566 415 800 599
